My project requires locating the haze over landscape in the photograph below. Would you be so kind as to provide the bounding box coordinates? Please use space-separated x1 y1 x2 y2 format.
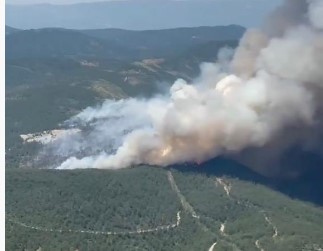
6 0 283 30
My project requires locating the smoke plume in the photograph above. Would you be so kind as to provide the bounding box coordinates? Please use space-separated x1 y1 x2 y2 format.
47 0 323 173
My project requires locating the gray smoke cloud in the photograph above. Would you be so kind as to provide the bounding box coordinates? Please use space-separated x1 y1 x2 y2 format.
46 0 323 172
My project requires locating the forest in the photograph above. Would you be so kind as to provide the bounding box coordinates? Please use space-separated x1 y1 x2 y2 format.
6 166 323 251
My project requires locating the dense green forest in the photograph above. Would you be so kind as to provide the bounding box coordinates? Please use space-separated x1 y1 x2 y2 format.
6 166 323 250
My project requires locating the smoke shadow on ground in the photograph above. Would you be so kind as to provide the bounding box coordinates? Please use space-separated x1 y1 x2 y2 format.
169 155 323 207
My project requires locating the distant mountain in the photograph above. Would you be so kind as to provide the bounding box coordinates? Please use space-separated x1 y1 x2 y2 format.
5 25 20 35
81 25 245 58
163 39 239 76
5 0 282 30
82 25 245 44
6 25 245 60
5 28 135 60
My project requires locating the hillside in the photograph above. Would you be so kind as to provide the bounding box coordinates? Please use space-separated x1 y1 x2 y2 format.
5 40 238 171
5 25 20 35
5 25 243 92
81 25 245 58
5 28 135 60
6 166 323 251
164 40 239 76
5 25 243 171
6 25 245 60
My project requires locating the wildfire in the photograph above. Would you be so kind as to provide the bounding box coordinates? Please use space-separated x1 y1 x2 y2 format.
160 146 172 157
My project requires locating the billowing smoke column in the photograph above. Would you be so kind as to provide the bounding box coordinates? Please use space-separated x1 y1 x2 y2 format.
54 0 323 172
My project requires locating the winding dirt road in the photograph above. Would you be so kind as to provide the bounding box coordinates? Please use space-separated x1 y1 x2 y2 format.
7 171 197 239
255 240 265 251
167 171 200 219
214 176 281 251
7 171 281 251
208 242 217 251
220 223 227 236
264 215 278 239
215 178 231 197
6 211 181 236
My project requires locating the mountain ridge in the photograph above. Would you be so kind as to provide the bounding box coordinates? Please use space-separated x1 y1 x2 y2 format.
6 0 281 30
6 25 245 60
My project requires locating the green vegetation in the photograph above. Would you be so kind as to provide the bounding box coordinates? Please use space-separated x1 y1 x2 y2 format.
6 167 214 251
171 169 323 251
6 166 323 250
6 28 135 60
6 167 180 232
81 25 245 59
5 25 20 35
6 25 244 61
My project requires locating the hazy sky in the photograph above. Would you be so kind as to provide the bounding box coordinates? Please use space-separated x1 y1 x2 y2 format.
6 0 282 6
6 0 283 30
6 0 110 4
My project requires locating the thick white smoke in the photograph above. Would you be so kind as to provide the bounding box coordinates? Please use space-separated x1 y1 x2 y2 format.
309 0 323 29
53 0 323 171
